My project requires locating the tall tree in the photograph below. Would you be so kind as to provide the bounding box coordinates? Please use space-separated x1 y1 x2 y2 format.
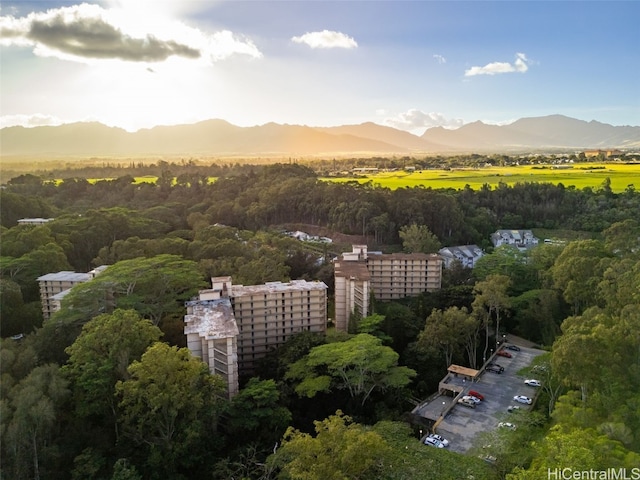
2 364 69 480
417 306 471 367
270 410 391 480
63 309 163 440
285 333 416 407
224 378 292 450
56 254 206 327
472 274 512 362
115 343 227 476
399 223 441 254
551 239 611 315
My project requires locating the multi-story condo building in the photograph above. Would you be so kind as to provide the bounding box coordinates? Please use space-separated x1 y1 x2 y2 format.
184 282 240 398
334 248 371 332
334 245 443 331
184 276 328 396
37 266 107 320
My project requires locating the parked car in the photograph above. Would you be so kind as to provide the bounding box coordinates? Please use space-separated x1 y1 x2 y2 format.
424 436 445 448
488 362 504 371
513 395 533 405
498 422 517 430
479 454 497 464
427 433 449 447
525 379 541 387
458 397 476 408
462 395 481 404
496 350 512 358
468 390 485 401
507 405 521 412
486 365 503 374
506 344 521 351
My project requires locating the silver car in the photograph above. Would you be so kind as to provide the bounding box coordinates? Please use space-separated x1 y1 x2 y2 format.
513 395 532 405
424 436 445 448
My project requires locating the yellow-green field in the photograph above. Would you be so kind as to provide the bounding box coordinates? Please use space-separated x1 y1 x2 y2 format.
322 164 640 192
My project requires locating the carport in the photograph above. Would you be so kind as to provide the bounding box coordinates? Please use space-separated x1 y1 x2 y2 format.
438 364 481 395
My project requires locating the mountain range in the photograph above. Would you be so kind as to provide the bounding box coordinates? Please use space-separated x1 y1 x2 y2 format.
1 115 638 157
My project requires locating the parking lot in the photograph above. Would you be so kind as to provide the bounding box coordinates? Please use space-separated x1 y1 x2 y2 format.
434 345 545 453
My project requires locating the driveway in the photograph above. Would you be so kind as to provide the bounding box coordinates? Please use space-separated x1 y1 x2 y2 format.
434 345 545 453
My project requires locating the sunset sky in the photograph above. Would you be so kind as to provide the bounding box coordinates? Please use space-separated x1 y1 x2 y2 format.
1 1 639 134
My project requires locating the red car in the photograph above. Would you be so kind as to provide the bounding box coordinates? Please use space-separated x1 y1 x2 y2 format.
496 350 512 358
468 390 485 401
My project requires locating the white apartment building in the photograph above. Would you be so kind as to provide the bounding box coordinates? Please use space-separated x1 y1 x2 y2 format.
17 218 54 226
334 245 443 331
184 283 240 398
184 276 328 395
37 266 107 319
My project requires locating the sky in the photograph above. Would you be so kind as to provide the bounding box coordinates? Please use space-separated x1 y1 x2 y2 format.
1 1 639 134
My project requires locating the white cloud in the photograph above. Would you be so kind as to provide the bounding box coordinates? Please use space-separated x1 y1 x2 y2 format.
291 30 357 49
465 52 530 76
433 54 446 64
0 113 64 129
384 109 464 134
0 3 262 64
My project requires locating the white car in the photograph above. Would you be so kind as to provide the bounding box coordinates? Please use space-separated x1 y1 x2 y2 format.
498 422 517 430
525 379 541 387
513 395 532 405
424 436 445 448
462 395 481 404
427 433 449 447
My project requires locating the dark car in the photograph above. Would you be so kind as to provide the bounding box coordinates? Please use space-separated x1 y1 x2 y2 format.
506 345 521 351
486 365 503 374
488 362 504 371
496 350 512 358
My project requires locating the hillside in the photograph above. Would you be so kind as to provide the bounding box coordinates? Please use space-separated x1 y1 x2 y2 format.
1 115 638 157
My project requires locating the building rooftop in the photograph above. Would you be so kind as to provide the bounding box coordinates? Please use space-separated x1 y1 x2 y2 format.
37 271 92 282
369 252 442 261
334 260 371 281
231 279 328 297
184 298 239 339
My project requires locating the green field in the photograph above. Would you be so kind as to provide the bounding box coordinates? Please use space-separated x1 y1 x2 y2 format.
322 164 640 193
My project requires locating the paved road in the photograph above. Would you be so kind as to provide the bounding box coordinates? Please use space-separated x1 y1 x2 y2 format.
434 345 545 453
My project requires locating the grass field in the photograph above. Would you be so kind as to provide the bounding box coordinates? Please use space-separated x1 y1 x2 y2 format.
321 164 640 193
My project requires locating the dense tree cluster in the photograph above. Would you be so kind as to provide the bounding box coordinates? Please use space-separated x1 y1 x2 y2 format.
1 162 639 478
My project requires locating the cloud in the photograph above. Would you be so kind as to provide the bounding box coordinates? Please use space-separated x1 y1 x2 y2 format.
1 113 64 129
384 109 464 133
291 30 357 49
0 3 261 63
465 52 530 76
433 54 446 64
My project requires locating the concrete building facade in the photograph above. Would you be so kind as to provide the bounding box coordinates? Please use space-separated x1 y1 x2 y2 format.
334 245 443 331
17 218 54 226
184 276 328 396
37 266 107 319
184 280 240 398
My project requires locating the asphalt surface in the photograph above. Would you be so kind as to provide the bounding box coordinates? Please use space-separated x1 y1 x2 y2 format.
432 345 545 453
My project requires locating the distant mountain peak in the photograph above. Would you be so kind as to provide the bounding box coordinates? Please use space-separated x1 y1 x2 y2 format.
1 115 638 156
